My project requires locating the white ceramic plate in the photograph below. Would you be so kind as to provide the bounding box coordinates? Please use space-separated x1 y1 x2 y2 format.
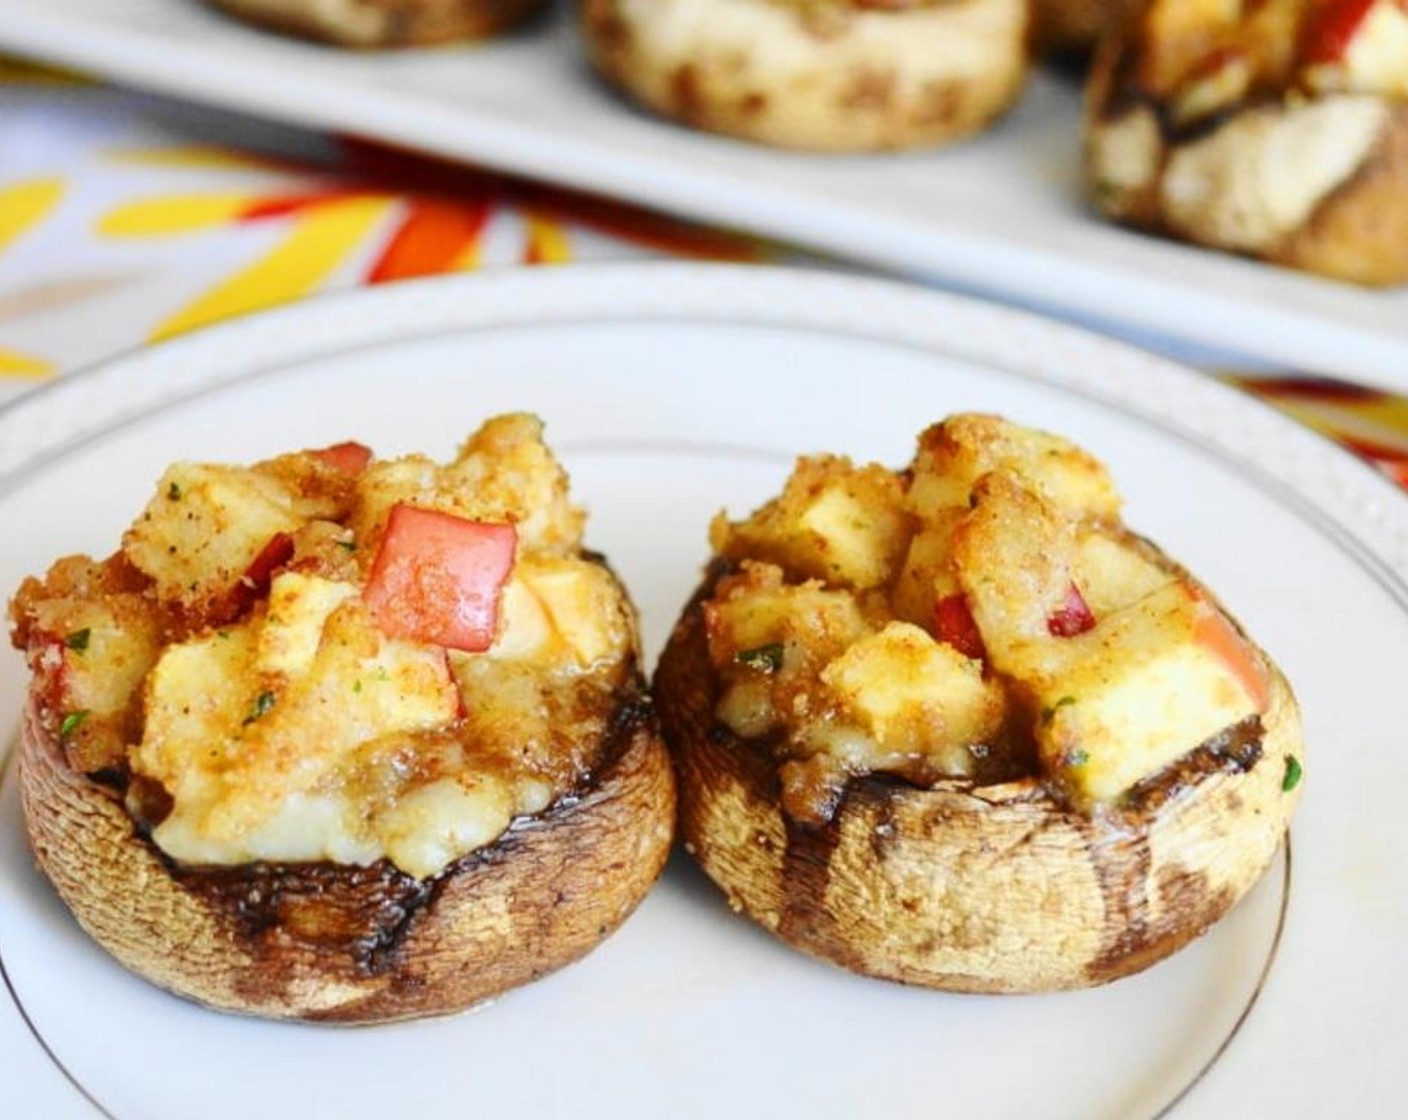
1 1 1407 386
1 264 1405 1120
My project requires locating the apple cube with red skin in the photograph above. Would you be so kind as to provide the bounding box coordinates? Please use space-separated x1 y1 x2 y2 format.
1047 583 1096 637
137 602 461 863
933 594 986 661
908 415 1121 522
890 516 963 628
310 440 373 476
1297 0 1408 102
123 463 306 613
818 621 1007 776
951 471 1092 664
1030 580 1270 804
363 504 517 652
712 455 910 591
258 571 356 677
1301 0 1382 64
1075 531 1171 616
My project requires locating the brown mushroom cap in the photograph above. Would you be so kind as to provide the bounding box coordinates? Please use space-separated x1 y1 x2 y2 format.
207 0 547 47
19 680 676 1023
654 566 1302 993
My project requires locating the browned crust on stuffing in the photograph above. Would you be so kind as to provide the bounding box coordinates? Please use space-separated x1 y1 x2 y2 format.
653 553 1301 992
1032 0 1135 55
19 679 675 1023
208 0 546 47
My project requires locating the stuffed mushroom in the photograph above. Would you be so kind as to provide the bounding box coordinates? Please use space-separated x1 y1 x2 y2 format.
578 0 1031 151
1085 0 1408 285
654 414 1302 992
9 414 675 1022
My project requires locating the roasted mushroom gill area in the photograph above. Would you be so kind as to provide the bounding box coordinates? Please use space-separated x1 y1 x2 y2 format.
693 414 1280 829
7 414 639 882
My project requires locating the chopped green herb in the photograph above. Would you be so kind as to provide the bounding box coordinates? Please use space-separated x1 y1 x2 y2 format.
167 481 182 501
337 539 357 553
353 680 362 693
59 710 89 739
64 628 92 652
1093 179 1121 203
1041 695 1077 726
1282 755 1303 793
1068 748 1089 768
243 690 277 726
217 629 231 640
735 642 785 674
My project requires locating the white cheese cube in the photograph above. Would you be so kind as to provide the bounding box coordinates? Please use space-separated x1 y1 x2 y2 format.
123 463 302 606
257 572 355 678
1030 582 1266 803
820 622 1005 764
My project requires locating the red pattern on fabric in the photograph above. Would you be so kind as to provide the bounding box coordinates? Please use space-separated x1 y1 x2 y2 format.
367 198 490 283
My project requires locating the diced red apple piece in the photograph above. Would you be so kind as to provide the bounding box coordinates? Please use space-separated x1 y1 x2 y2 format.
1030 580 1269 804
951 471 1086 666
1047 583 1096 637
934 594 986 661
311 441 373 476
122 462 306 616
818 622 1007 776
1188 585 1271 712
1300 0 1379 64
363 504 516 652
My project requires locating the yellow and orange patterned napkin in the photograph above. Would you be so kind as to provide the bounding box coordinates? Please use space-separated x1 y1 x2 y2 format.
2 57 1406 490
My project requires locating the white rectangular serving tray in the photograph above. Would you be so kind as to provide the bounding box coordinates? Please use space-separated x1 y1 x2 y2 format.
2 0 1407 384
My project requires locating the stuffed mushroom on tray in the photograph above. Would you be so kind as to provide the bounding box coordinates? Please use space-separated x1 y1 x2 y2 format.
654 413 1303 992
1085 0 1408 285
578 0 1031 152
8 413 675 1023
